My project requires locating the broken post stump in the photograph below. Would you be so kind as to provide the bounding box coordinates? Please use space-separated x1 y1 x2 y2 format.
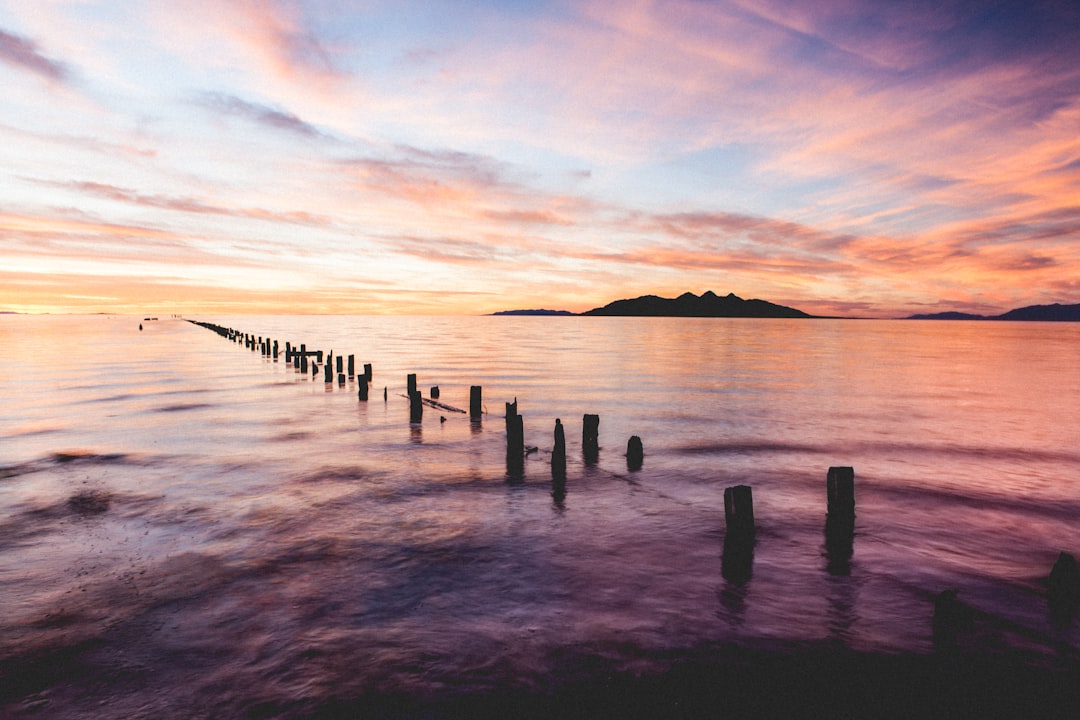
724 485 755 537
552 418 566 478
470 386 482 419
627 435 644 471
1049 551 1080 611
338 373 346 386
506 411 524 474
582 414 599 463
430 386 440 399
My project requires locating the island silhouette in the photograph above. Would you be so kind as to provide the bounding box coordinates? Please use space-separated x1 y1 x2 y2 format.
493 291 814 318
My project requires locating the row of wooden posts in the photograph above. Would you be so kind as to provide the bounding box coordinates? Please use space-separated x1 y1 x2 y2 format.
187 319 1080 623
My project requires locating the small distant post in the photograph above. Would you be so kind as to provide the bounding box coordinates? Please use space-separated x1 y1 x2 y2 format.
430 386 440 399
627 436 643 471
407 373 417 396
469 386 482 420
724 485 755 537
336 355 343 374
409 390 423 423
273 340 279 360
582 414 600 464
347 355 355 378
300 344 308 373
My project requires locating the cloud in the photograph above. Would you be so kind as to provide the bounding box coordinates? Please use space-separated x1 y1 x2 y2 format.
0 28 71 83
197 92 324 138
51 179 332 227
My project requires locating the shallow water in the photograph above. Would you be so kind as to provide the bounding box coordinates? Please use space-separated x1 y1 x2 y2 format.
2 314 1079 717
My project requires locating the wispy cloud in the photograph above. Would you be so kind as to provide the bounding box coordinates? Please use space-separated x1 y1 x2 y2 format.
197 92 325 138
0 28 70 83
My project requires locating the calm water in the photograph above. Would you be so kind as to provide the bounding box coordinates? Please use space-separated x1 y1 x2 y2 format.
2 314 1079 717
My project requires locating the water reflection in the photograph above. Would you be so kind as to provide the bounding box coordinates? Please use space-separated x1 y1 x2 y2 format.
719 530 755 626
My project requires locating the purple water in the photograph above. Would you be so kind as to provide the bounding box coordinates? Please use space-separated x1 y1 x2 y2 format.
2 314 1079 717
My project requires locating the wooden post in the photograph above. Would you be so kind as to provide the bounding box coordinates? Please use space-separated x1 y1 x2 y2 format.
358 380 369 401
627 436 643 470
1049 552 1080 610
338 373 346 386
552 418 566 478
827 466 855 520
506 402 524 474
285 341 292 362
364 363 372 381
407 373 417 396
300 344 308 373
470 386 482 419
409 390 423 423
273 340 279 359
348 355 355 377
383 386 388 401
336 355 343 374
724 485 755 537
324 360 333 383
582 414 600 463
430 386 440 399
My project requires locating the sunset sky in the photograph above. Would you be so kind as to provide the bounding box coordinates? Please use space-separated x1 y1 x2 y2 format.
2 0 1078 317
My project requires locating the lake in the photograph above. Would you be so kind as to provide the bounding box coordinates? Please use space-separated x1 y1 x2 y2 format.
2 314 1079 717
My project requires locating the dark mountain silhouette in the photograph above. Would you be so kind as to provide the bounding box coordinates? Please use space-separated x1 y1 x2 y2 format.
908 303 1080 321
582 291 814 318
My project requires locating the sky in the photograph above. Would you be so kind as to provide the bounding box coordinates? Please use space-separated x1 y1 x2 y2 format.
2 0 1078 317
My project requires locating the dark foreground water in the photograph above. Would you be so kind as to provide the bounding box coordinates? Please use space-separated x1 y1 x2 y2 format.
2 314 1079 718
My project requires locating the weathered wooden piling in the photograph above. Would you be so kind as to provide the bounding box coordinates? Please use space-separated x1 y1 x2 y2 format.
358 379 369 401
348 355 355 377
364 363 372 381
324 360 333 383
1049 552 1080 611
470 386 482 419
825 466 855 564
409 390 423 423
338 373 346 386
627 435 644 470
336 355 343 374
407 373 417 396
300 344 308 373
506 402 524 473
430 386 440 400
552 418 566 479
827 466 856 520
724 485 755 537
285 341 292 361
582 414 600 463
